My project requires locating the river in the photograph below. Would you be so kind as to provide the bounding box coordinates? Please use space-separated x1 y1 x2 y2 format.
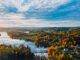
0 32 48 57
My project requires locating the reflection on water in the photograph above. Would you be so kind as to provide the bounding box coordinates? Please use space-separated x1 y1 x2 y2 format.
0 32 26 47
0 32 48 60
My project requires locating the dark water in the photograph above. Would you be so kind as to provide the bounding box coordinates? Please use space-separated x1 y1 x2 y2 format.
0 53 48 60
0 53 35 60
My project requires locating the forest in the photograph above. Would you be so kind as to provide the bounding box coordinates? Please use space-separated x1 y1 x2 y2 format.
0 27 80 60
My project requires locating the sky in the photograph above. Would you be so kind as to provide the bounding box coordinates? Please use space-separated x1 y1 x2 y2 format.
0 0 80 27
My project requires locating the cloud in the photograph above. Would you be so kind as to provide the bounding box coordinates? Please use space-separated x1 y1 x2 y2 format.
25 0 80 20
0 13 80 27
0 0 80 20
26 0 68 11
0 19 80 27
0 0 69 12
0 0 80 27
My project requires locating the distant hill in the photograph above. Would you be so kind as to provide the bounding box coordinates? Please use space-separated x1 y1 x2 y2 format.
0 27 80 32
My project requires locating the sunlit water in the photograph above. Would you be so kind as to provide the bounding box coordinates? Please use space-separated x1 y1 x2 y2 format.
0 32 48 57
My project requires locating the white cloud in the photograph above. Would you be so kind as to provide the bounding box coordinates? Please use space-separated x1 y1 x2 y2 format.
0 13 80 27
0 0 69 12
0 19 80 27
19 0 69 12
0 0 80 28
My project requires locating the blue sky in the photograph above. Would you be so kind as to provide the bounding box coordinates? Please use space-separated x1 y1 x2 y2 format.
0 0 80 27
24 0 80 20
